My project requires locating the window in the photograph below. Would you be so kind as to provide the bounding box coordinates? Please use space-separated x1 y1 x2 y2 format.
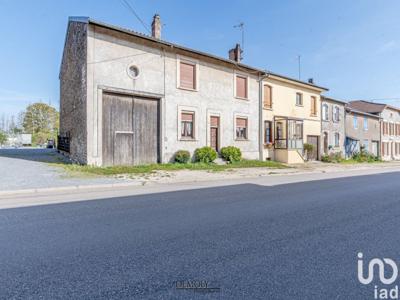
310 96 317 115
353 116 358 129
181 112 194 138
264 121 272 143
236 117 248 139
322 104 329 121
288 119 303 149
275 120 286 148
179 61 196 90
333 106 340 122
263 85 272 109
296 93 303 106
363 117 368 131
334 133 340 147
236 75 248 99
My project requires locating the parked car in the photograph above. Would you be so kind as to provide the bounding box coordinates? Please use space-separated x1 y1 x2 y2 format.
46 139 55 149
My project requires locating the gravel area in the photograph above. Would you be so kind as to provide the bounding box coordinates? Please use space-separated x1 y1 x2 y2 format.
0 148 124 191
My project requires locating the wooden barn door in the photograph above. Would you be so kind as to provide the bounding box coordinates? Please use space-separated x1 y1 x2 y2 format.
306 135 319 161
102 93 159 166
210 116 220 152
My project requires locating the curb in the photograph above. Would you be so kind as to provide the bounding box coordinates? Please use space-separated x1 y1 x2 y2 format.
0 181 144 197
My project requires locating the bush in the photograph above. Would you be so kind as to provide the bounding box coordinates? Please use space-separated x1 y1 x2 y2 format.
351 150 379 163
220 146 242 163
321 152 344 163
303 143 314 153
174 150 191 163
194 146 217 163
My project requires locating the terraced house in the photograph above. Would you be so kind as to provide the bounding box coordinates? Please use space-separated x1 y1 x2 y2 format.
321 97 346 157
59 15 329 166
348 100 400 160
59 15 264 166
262 77 327 163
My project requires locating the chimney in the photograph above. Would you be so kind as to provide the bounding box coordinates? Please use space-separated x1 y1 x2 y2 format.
308 78 314 84
151 14 161 39
229 43 242 62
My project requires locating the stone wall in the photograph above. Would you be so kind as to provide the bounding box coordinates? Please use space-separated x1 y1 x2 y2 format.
321 99 346 156
59 21 87 164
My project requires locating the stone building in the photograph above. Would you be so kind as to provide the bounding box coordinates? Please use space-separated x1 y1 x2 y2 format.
344 106 380 157
320 97 346 157
59 16 264 165
347 100 400 160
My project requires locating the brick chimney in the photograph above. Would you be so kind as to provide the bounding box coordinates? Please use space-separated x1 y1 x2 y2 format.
229 44 242 62
151 14 161 39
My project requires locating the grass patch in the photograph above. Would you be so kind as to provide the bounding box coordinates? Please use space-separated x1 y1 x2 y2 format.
57 160 287 176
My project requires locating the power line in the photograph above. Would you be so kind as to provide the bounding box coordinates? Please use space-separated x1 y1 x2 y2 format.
119 0 151 34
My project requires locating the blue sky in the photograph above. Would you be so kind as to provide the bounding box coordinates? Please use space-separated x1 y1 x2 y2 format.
1 0 400 118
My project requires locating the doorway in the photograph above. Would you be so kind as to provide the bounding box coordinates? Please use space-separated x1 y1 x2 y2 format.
210 116 220 152
306 135 319 160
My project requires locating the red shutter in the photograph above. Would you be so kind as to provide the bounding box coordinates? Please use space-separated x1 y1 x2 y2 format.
181 112 194 121
236 118 247 127
236 76 247 98
180 62 195 89
210 116 219 127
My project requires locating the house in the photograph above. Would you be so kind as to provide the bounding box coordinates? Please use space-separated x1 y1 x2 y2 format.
59 15 265 166
262 76 328 163
320 97 346 157
344 106 380 157
347 100 400 160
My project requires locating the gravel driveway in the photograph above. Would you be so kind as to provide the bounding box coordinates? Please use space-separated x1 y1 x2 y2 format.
0 148 122 191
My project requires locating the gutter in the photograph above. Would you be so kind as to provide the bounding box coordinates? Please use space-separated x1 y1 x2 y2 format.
258 72 270 161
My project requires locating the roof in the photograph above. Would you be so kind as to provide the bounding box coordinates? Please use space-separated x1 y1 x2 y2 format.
67 16 328 91
345 105 381 119
321 96 347 105
347 100 386 114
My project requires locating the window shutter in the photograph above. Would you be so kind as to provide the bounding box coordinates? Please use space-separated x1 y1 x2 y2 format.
210 116 219 127
236 76 247 98
180 62 195 89
181 112 193 121
236 118 247 127
264 85 272 108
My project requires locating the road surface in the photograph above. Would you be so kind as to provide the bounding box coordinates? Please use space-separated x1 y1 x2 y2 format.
1 172 400 299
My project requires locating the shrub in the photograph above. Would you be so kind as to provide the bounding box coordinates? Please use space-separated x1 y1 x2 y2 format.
321 152 344 163
351 151 379 163
174 150 191 163
220 146 242 163
194 146 217 163
303 143 314 153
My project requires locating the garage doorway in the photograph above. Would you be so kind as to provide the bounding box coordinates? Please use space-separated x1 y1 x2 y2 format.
102 92 160 166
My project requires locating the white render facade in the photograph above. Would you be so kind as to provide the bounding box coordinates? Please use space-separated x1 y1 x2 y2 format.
380 107 400 161
61 17 263 166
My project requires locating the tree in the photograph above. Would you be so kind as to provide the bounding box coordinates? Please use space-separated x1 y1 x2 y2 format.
0 131 7 146
22 103 59 145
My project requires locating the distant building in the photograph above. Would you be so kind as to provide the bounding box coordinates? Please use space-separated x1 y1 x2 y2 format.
320 97 346 157
347 100 400 160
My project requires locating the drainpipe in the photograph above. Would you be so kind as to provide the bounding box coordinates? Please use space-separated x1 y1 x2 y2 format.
258 72 270 161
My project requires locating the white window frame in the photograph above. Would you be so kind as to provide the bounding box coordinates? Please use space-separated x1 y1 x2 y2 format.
322 104 329 121
176 55 199 92
363 117 368 131
233 71 250 100
333 106 340 122
353 116 358 129
295 92 303 106
234 113 250 141
177 105 199 141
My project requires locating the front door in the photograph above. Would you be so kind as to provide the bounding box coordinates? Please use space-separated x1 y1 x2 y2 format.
210 116 220 152
307 135 319 160
323 132 328 154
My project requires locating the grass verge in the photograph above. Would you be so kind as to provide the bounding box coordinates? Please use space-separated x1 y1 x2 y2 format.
57 160 287 176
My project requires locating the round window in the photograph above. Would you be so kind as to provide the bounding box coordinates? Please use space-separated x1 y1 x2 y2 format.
127 65 139 79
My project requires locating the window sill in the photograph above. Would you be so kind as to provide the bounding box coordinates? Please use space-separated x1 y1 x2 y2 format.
178 86 198 92
263 107 273 111
296 104 304 107
235 138 249 141
180 138 197 142
235 96 249 101
310 114 317 117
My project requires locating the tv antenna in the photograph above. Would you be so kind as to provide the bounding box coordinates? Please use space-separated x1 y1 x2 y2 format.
234 22 245 54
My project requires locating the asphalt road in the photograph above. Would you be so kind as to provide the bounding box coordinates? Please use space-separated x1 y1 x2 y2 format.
1 172 400 299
